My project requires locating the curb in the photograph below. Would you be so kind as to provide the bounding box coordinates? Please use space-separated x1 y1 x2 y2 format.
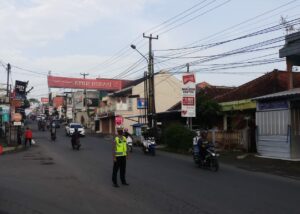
0 143 36 155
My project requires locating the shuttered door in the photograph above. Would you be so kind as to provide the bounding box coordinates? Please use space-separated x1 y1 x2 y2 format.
291 108 300 159
256 110 290 159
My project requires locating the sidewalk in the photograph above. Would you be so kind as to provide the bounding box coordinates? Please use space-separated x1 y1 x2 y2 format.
0 137 29 155
220 151 300 180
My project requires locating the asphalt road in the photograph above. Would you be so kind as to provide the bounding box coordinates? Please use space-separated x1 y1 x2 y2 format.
0 125 300 214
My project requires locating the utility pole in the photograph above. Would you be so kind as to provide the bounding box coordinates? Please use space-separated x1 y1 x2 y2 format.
6 64 11 144
80 73 89 108
143 33 158 137
186 63 192 130
6 63 11 97
144 71 148 125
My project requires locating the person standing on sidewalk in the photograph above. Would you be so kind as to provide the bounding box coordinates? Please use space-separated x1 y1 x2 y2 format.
112 128 129 188
24 127 33 148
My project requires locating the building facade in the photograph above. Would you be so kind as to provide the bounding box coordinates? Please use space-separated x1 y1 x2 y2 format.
96 71 182 135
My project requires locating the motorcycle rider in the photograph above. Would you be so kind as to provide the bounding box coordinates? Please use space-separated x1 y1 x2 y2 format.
50 121 56 140
71 128 80 149
193 130 201 146
198 131 209 162
123 128 133 152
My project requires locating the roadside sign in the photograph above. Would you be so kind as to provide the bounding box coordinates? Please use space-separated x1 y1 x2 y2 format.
115 116 124 126
181 73 196 117
13 113 22 122
13 121 22 126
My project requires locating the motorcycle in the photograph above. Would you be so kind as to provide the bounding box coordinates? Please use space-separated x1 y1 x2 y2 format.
126 136 133 153
142 137 156 156
193 142 219 171
51 133 56 141
71 132 81 150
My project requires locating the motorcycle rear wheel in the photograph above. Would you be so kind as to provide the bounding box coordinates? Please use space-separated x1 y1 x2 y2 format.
210 158 219 172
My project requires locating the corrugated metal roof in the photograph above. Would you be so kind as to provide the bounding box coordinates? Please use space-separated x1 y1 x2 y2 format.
253 88 300 101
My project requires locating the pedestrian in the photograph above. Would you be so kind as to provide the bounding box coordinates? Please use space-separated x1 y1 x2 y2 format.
17 127 22 145
112 127 129 188
24 127 33 148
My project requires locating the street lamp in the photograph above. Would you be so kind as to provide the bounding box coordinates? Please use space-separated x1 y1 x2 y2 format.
130 44 149 63
130 44 152 131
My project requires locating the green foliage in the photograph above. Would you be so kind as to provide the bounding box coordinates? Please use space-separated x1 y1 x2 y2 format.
162 123 195 151
28 98 40 104
194 92 221 129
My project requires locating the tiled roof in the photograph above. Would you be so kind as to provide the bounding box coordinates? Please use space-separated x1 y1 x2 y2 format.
215 70 300 102
169 84 235 111
253 88 300 101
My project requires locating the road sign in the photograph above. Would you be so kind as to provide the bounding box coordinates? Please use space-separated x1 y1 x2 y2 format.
13 121 22 126
13 113 22 122
181 73 196 117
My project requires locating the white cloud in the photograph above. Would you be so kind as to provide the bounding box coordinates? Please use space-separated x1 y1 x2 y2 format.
0 0 148 49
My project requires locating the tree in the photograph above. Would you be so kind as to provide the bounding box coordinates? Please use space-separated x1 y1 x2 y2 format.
162 123 194 151
194 92 221 129
28 98 40 104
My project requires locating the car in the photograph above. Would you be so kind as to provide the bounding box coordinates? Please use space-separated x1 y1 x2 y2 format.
65 123 85 136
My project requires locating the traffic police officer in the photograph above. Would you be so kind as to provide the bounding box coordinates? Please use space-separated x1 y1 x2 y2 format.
112 127 129 187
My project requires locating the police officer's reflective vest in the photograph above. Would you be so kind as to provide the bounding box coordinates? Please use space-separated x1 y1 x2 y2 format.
115 136 127 156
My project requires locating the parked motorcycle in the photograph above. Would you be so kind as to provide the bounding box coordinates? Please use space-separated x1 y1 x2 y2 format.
142 137 156 156
193 141 219 171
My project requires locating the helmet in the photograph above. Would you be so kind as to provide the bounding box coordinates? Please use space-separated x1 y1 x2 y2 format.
116 126 124 133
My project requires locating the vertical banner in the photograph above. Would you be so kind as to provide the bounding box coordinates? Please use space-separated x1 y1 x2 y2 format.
181 73 196 117
15 80 27 100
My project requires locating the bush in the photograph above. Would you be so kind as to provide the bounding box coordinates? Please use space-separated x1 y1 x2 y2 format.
162 123 195 152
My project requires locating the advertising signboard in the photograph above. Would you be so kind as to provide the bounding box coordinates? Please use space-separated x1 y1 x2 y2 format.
137 98 147 109
66 107 73 119
15 80 27 100
181 73 196 118
74 91 84 110
41 97 49 104
48 76 130 91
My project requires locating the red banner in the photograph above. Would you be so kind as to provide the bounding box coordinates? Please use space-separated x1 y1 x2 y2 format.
182 73 195 85
48 76 130 90
41 97 49 103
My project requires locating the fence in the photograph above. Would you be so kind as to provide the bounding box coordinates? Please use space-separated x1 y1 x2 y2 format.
207 130 248 151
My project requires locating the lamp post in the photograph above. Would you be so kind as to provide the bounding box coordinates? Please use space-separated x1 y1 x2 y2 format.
131 36 158 139
130 44 150 129
130 45 149 63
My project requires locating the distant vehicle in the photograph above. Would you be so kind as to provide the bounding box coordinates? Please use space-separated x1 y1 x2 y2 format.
65 123 85 136
52 119 61 128
37 114 46 121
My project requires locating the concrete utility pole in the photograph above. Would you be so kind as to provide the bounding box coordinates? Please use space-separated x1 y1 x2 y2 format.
80 73 89 108
6 63 11 97
186 63 192 130
143 33 158 137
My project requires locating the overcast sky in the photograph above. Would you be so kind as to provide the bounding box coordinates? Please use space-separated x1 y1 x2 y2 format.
0 0 300 99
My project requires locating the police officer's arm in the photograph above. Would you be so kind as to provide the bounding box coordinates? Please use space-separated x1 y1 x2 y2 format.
112 139 116 161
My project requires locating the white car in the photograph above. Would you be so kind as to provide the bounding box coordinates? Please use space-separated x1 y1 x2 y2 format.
65 123 85 136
